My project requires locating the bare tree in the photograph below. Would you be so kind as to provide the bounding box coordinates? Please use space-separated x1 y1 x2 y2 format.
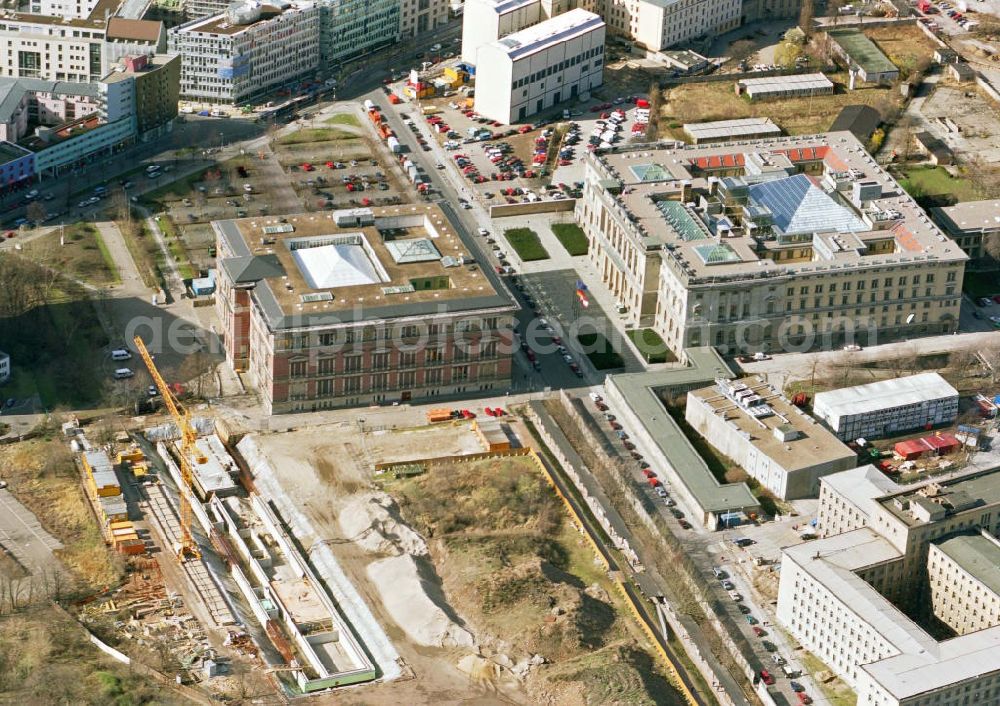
25 201 46 226
799 0 816 36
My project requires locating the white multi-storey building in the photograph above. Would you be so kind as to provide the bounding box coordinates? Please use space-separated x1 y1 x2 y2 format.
607 0 740 51
0 350 9 384
473 8 605 124
780 466 1000 705
168 0 320 104
461 0 542 64
812 372 959 441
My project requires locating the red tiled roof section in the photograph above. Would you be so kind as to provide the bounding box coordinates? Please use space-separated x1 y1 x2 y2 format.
106 17 163 42
690 153 745 170
892 222 922 252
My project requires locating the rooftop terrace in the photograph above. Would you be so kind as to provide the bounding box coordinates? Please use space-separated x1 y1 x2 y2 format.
216 204 514 330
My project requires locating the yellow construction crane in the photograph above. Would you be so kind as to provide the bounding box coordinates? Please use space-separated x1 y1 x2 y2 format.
134 336 204 561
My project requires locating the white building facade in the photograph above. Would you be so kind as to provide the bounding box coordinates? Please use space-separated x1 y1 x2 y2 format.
168 1 320 104
473 8 605 124
0 350 9 384
461 0 542 64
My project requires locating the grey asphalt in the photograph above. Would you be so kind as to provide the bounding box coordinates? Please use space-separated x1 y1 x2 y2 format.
0 488 64 577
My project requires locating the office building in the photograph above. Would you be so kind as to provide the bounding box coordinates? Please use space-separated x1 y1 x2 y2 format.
400 0 450 38
932 199 1000 263
685 376 856 499
474 9 605 124
214 205 517 414
576 132 967 356
812 372 959 441
779 466 1000 705
816 464 899 538
99 53 180 142
462 0 799 65
168 1 320 104
316 0 400 67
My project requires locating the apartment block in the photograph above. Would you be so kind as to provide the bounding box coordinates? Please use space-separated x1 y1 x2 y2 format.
576 133 966 356
928 531 1000 636
99 53 180 142
214 206 517 414
473 9 605 124
685 376 856 500
812 372 959 441
168 1 320 105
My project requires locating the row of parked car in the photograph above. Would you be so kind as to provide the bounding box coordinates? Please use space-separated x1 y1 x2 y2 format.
588 392 691 528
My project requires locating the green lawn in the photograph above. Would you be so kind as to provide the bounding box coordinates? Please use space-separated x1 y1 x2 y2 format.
963 271 1000 298
504 228 549 261
277 127 357 145
895 165 979 204
627 328 676 364
551 223 588 256
577 332 624 370
325 113 360 127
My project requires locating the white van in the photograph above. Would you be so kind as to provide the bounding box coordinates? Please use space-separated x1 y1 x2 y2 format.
110 348 132 361
113 368 134 379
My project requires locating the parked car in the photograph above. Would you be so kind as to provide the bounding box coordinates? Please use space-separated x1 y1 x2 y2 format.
759 669 775 686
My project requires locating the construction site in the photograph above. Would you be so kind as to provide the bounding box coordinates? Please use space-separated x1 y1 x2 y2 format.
0 326 678 704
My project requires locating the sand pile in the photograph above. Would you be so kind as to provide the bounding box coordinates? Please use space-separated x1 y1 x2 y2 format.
367 554 474 648
338 492 428 556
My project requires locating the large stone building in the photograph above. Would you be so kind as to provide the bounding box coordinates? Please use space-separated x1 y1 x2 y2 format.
576 132 966 356
168 1 320 104
779 466 1000 705
214 206 517 414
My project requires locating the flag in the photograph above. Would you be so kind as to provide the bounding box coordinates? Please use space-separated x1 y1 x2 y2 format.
575 280 588 292
576 289 589 308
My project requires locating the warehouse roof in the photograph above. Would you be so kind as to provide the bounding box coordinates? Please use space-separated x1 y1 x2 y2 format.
737 72 834 95
683 117 782 143
827 29 898 76
493 8 604 60
813 373 958 420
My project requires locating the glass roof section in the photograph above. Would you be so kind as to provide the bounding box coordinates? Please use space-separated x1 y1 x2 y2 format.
658 200 710 241
694 242 741 265
747 174 868 236
630 163 672 182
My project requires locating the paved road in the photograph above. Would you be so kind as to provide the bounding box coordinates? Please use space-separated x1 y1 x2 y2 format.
0 488 64 578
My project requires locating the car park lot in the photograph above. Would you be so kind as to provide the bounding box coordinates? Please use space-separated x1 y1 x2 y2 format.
393 88 649 208
271 123 408 211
